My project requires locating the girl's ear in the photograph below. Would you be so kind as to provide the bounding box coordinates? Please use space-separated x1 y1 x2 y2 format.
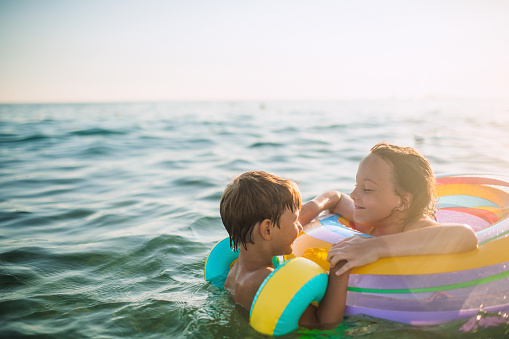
399 192 413 211
259 219 273 240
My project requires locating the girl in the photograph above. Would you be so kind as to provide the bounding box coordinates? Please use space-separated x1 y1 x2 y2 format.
325 142 478 276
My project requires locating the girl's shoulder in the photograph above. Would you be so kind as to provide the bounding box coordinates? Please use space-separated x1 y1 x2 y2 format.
405 216 438 231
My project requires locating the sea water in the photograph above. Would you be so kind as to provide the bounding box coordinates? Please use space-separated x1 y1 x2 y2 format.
1 100 509 338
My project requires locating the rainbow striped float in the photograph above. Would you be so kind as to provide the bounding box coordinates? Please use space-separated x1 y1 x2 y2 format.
289 174 509 325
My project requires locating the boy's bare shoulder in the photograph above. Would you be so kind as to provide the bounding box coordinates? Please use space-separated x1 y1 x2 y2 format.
236 266 274 300
228 266 274 310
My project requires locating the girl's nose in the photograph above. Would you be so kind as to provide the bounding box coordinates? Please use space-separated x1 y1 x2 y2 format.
298 222 303 232
350 186 359 200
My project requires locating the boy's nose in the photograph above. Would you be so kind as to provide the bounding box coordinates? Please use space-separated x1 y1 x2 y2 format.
298 222 303 232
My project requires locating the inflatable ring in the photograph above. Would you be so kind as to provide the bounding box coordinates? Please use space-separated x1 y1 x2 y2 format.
250 258 327 336
289 174 509 325
204 239 327 336
204 237 281 289
203 237 239 288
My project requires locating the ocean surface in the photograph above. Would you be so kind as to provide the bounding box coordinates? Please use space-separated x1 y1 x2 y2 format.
1 100 509 338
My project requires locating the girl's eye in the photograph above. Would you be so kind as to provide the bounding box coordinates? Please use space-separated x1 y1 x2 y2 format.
355 184 373 192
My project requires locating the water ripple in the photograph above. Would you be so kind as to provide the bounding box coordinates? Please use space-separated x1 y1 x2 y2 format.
2 100 509 338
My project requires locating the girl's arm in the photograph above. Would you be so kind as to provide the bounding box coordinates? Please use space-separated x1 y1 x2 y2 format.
299 191 342 226
299 191 358 227
330 192 355 223
298 261 349 329
328 224 478 276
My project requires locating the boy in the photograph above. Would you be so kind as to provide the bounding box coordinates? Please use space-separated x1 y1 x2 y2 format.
220 171 349 329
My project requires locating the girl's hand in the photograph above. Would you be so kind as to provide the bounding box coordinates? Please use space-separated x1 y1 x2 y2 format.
326 236 381 276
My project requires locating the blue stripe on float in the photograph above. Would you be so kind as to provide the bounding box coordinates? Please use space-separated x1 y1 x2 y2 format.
319 214 372 238
273 273 328 336
438 195 499 209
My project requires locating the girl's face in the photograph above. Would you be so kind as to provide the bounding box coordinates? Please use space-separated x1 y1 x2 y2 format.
272 208 302 256
350 154 403 226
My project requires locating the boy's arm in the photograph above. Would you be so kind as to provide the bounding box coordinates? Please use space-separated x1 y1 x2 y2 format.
298 261 349 330
299 191 353 227
328 224 478 276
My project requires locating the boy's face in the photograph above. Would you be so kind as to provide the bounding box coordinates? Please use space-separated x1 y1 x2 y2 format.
272 208 302 256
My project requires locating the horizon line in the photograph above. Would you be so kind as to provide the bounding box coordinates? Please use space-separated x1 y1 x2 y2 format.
1 96 508 105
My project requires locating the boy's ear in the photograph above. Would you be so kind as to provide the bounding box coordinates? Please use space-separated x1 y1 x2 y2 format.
259 219 273 240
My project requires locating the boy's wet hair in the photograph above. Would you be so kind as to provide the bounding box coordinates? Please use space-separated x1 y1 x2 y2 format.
370 142 437 223
220 171 302 251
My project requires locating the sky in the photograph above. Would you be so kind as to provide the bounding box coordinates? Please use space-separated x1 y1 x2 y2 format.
0 0 508 103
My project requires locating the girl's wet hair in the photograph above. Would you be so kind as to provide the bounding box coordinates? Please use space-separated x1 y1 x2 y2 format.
220 171 301 251
370 142 437 223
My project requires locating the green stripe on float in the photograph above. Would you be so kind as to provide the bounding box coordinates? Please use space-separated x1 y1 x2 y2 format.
479 229 509 246
348 269 509 294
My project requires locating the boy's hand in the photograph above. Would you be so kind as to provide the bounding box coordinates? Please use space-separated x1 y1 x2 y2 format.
327 236 381 276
